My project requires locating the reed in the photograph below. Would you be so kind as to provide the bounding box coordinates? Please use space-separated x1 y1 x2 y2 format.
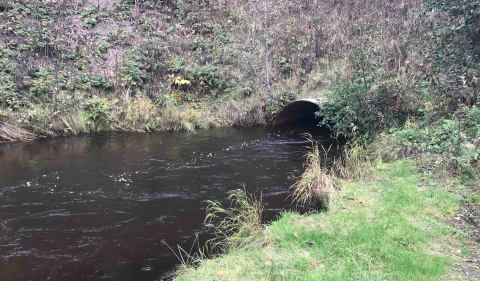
59 110 88 135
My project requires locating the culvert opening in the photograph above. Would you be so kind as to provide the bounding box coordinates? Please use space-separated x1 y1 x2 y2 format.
273 99 325 129
273 98 341 167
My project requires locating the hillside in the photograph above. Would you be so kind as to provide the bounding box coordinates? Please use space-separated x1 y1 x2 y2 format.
0 0 478 141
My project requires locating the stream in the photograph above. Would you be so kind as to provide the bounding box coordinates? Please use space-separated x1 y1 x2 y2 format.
0 126 332 280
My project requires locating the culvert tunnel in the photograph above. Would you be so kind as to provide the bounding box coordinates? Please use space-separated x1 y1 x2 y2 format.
273 98 323 127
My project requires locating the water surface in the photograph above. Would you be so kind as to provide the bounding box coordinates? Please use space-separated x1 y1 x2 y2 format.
0 126 331 280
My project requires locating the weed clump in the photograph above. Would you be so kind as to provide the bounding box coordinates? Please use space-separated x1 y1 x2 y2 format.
291 136 340 209
204 188 265 251
334 137 375 180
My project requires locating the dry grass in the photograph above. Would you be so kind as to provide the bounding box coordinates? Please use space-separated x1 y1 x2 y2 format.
59 110 88 135
291 136 339 209
216 95 267 127
204 188 266 251
334 138 375 180
0 93 271 142
122 96 157 131
157 101 217 132
0 118 37 142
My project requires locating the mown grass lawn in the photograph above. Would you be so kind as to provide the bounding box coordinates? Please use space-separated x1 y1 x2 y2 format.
176 160 466 281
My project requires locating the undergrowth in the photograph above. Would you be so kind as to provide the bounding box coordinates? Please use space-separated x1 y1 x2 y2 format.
204 188 266 252
176 161 465 280
0 94 271 141
290 136 339 209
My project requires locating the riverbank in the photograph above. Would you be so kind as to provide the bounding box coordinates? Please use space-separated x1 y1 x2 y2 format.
175 160 480 280
0 94 271 142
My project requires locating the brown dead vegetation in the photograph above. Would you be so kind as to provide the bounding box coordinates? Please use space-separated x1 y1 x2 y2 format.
0 118 37 142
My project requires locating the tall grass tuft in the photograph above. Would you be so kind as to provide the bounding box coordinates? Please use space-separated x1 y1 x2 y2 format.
59 110 88 135
334 137 374 180
162 234 206 272
291 136 339 209
216 96 267 127
204 188 265 251
122 96 157 131
156 101 216 132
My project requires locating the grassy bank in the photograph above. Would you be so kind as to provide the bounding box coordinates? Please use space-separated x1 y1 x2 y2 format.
0 93 270 142
176 160 476 280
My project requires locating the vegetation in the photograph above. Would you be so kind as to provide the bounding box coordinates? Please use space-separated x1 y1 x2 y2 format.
290 137 339 209
0 0 354 141
0 0 473 142
177 161 469 280
0 0 296 141
177 0 478 278
204 188 265 251
0 0 478 278
309 0 480 178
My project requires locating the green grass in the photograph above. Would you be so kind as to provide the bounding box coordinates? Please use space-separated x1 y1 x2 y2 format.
176 161 464 280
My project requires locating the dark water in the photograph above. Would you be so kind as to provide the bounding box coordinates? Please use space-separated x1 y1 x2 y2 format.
0 126 331 281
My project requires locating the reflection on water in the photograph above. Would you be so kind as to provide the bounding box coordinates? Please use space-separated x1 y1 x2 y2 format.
0 126 332 280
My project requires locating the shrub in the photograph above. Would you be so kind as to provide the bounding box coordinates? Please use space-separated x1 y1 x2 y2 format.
29 67 55 102
168 55 183 73
121 50 147 94
198 64 223 97
0 52 23 109
90 75 113 89
82 98 112 131
317 43 408 141
412 0 480 113
391 105 480 177
191 38 207 52
80 6 107 29
0 72 21 109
